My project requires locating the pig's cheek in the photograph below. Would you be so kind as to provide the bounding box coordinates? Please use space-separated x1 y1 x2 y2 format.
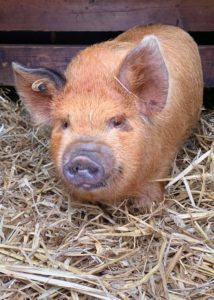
114 128 142 166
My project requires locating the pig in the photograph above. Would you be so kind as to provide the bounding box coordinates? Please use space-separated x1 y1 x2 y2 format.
12 25 203 207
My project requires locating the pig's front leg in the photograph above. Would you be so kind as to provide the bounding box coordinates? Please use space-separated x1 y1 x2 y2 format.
137 182 165 209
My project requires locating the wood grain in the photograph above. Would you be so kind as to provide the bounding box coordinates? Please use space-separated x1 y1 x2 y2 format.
0 45 213 87
0 45 84 85
200 46 214 88
0 0 214 32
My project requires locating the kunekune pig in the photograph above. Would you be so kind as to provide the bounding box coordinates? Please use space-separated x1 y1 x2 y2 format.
12 25 203 207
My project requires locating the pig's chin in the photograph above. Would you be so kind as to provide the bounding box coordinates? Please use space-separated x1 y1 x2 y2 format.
71 180 107 192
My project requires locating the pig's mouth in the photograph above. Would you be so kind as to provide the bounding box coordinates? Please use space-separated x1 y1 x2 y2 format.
73 180 107 191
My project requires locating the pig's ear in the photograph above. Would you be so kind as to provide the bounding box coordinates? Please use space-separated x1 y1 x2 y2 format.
118 35 169 115
12 62 66 125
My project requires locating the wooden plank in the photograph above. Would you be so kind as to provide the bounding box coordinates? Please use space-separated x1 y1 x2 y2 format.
0 45 85 85
0 0 214 32
0 45 214 87
199 46 214 88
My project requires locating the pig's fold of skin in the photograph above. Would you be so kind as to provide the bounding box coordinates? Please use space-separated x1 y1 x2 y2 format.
13 24 203 207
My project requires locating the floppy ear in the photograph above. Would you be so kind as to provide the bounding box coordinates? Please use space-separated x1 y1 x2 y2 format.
12 62 66 125
118 35 169 116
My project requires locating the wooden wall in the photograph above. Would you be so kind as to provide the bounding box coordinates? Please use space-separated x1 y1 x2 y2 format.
0 0 214 87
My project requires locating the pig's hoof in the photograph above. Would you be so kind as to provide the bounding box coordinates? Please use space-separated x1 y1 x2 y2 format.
137 183 165 209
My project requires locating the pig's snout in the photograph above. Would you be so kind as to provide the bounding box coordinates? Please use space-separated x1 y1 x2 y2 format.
63 143 114 191
64 155 104 187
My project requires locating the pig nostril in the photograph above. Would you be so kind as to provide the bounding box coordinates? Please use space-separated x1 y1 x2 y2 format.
71 164 81 174
69 165 79 174
68 164 99 175
88 165 99 175
66 157 101 179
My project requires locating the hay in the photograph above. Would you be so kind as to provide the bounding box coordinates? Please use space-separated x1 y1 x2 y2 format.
0 91 213 300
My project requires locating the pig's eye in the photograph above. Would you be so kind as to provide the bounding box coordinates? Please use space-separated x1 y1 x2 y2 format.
62 120 69 130
108 115 130 130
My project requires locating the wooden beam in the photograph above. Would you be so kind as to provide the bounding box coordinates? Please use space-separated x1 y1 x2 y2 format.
0 45 213 87
0 45 84 85
199 46 214 88
0 0 214 32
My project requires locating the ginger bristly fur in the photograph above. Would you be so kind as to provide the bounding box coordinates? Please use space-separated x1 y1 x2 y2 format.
13 25 203 206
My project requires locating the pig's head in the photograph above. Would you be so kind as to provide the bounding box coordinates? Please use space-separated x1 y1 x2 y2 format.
12 35 168 203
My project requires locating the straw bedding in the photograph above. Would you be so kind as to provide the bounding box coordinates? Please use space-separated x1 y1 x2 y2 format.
0 88 213 300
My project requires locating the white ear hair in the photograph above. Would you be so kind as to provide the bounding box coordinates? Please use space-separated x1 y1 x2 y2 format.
140 35 163 56
142 34 159 44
